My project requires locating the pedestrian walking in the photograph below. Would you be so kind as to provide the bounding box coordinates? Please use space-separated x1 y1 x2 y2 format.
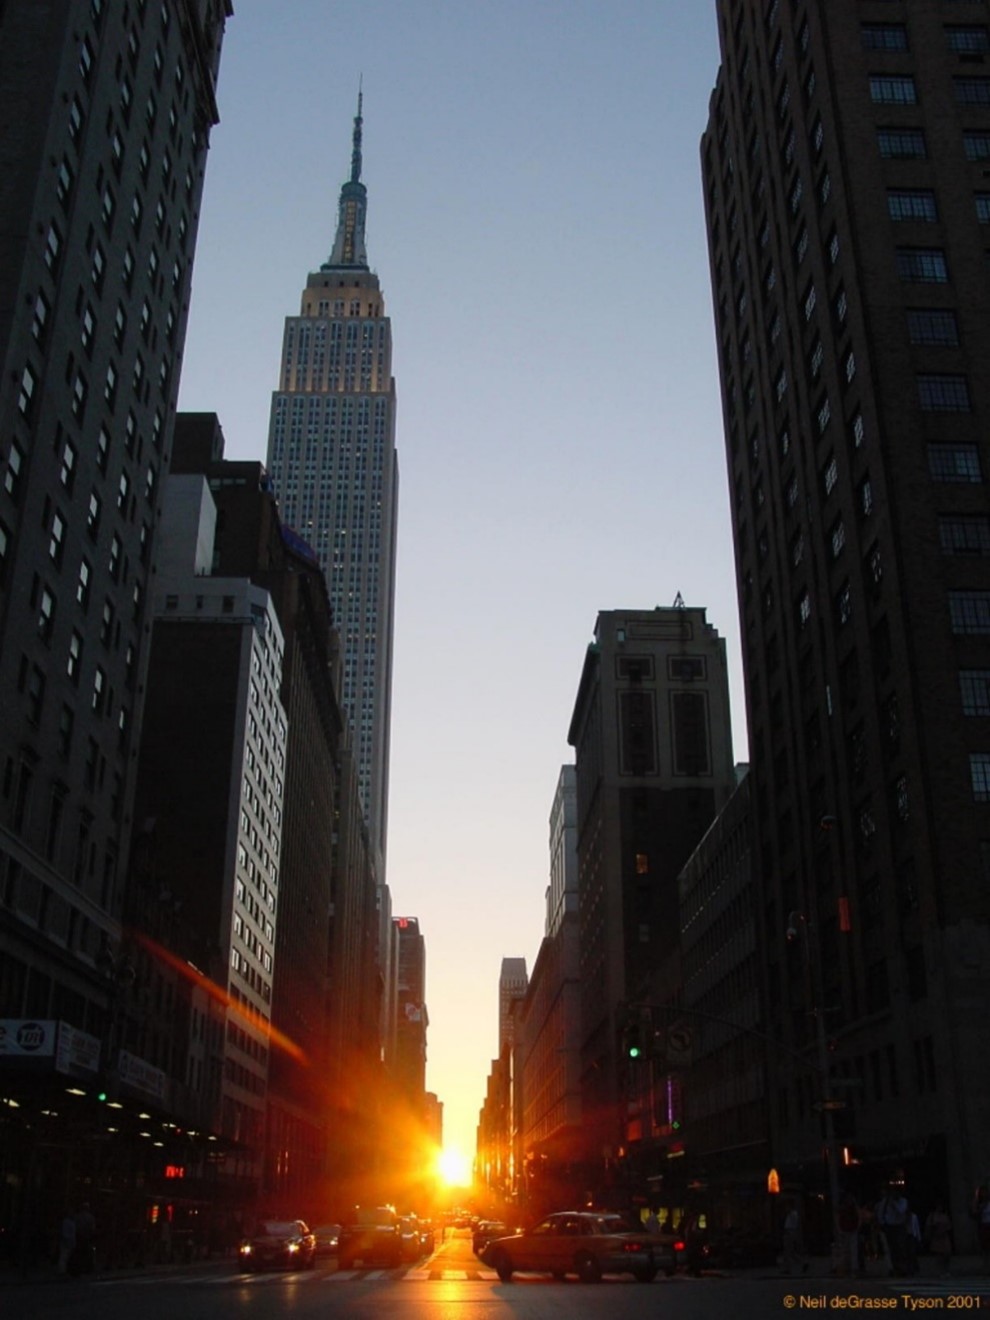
835 1192 860 1277
924 1201 953 1278
906 1210 921 1276
780 1199 808 1275
875 1184 910 1275
70 1203 96 1276
971 1186 990 1272
57 1211 76 1275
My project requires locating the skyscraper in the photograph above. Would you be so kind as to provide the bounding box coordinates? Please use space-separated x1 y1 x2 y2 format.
0 0 230 1250
265 95 398 863
566 605 736 1196
703 0 990 1234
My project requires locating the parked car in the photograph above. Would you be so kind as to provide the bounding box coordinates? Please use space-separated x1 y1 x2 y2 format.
312 1223 341 1257
397 1216 425 1261
237 1219 316 1271
473 1220 508 1255
337 1205 402 1269
479 1210 675 1282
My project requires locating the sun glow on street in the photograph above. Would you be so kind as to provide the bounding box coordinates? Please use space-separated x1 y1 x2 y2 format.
436 1146 470 1188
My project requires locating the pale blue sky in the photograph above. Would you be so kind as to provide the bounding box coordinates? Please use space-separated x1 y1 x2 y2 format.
178 0 736 1166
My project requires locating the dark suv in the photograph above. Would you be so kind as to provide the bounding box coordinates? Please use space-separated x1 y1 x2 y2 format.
337 1205 402 1269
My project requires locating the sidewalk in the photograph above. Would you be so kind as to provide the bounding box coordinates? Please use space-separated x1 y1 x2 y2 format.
741 1253 989 1283
0 1253 235 1290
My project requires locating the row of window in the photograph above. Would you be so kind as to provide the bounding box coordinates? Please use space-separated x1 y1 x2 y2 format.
862 23 990 54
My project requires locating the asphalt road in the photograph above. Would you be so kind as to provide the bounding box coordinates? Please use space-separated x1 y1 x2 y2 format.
2 1228 988 1320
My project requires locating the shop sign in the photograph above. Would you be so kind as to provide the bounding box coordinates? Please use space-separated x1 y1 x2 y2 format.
118 1049 166 1102
0 1019 57 1059
55 1022 101 1077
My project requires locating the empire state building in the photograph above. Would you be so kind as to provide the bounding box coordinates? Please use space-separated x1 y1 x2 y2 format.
266 96 398 862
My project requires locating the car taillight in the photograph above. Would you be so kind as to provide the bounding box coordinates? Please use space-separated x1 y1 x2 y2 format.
622 1241 645 1253
674 1240 685 1251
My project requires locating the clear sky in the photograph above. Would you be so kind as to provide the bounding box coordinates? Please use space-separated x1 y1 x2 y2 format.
177 0 738 1166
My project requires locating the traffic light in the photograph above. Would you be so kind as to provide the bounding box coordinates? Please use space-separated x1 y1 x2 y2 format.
624 1023 642 1059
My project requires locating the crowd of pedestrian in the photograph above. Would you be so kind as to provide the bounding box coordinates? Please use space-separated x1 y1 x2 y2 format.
785 1180 990 1279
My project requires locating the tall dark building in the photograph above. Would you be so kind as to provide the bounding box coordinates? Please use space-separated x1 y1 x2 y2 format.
566 606 737 1200
703 0 990 1238
0 0 230 1248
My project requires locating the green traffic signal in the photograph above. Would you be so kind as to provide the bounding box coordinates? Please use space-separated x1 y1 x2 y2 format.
97 1091 108 1102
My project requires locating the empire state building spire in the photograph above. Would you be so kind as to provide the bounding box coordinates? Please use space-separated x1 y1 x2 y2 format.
323 89 368 271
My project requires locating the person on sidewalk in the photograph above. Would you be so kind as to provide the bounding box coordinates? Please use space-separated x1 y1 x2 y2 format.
781 1199 808 1276
835 1192 860 1277
70 1203 96 1276
971 1186 990 1273
57 1211 76 1275
925 1201 953 1278
875 1184 910 1276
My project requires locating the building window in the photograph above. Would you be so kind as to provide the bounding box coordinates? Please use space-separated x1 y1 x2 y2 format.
31 291 50 345
49 511 66 566
908 309 959 346
861 24 908 52
67 631 83 683
929 445 982 483
87 493 101 541
887 189 937 222
672 690 710 776
970 754 990 802
964 131 990 162
59 439 77 491
851 412 865 450
38 587 56 642
950 592 990 634
878 128 927 159
55 158 74 207
939 515 990 555
961 671 990 717
947 25 990 54
17 365 37 420
975 194 990 225
836 582 853 627
897 248 948 282
76 559 91 609
823 454 839 495
831 518 846 559
870 75 917 105
955 78 990 107
918 373 971 411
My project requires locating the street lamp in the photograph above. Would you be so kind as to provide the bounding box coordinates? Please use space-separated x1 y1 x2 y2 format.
786 910 841 1259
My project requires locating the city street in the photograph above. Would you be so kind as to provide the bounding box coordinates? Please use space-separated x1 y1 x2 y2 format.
2 1230 988 1320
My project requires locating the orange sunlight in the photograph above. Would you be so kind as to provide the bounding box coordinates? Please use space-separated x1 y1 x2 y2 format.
435 1146 471 1188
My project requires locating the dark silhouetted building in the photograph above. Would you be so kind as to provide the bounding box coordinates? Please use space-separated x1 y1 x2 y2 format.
703 0 990 1240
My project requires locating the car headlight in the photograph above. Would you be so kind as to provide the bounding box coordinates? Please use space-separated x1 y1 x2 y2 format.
239 1244 252 1255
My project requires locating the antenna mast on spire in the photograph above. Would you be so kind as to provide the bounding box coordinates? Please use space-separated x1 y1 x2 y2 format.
351 78 363 184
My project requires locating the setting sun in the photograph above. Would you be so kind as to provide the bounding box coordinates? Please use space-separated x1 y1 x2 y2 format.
436 1146 471 1187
